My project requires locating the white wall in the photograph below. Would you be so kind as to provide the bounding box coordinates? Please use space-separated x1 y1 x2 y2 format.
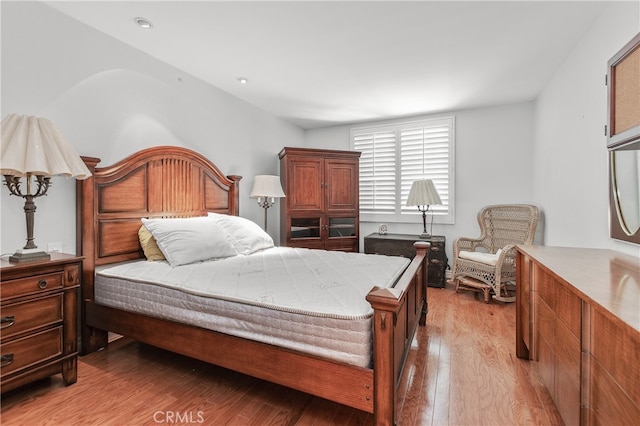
533 1 640 257
1 2 304 254
305 102 537 261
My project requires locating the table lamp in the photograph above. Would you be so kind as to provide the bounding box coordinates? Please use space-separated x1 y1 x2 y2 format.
406 179 442 238
1 114 91 262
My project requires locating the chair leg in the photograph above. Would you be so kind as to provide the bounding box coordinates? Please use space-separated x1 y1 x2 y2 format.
492 280 516 303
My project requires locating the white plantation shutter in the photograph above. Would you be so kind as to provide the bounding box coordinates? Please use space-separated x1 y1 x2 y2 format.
353 127 396 214
352 117 455 223
400 119 451 214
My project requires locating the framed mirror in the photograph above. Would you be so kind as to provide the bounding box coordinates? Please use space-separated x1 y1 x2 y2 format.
608 33 640 244
610 149 640 244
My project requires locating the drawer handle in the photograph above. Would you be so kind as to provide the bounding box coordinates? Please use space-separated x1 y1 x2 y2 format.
430 246 440 251
430 259 441 264
0 315 15 329
0 353 14 367
38 279 48 289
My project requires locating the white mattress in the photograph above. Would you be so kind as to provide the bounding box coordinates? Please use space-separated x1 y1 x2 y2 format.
95 246 409 368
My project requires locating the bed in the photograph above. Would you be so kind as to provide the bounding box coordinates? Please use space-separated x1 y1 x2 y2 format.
76 146 429 425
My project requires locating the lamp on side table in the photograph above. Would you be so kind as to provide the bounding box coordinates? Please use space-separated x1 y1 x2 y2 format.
406 179 442 238
1 114 91 263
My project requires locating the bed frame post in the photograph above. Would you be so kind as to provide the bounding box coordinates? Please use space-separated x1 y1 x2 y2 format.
368 289 400 425
366 241 429 425
417 242 429 326
226 175 242 216
76 156 108 354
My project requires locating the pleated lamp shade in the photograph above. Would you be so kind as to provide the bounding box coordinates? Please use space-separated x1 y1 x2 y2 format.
406 179 441 207
1 114 91 179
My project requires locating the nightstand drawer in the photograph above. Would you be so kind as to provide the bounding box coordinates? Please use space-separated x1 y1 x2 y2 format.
1 272 64 300
0 327 63 377
1 294 63 341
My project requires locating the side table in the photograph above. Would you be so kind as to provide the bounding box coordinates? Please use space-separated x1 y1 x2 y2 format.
1 253 81 393
364 233 448 288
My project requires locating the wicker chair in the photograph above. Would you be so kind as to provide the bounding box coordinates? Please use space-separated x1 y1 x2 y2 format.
450 204 539 303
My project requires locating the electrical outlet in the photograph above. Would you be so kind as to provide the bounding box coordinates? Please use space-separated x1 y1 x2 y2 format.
47 242 62 253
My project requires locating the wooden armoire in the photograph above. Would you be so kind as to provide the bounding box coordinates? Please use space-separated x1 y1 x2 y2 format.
279 147 361 252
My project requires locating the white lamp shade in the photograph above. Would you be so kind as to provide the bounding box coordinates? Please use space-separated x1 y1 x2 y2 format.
249 175 286 198
1 114 91 179
406 179 442 206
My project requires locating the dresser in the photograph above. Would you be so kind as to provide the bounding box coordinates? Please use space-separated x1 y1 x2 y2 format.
364 233 448 288
516 246 639 425
1 253 81 393
279 147 361 252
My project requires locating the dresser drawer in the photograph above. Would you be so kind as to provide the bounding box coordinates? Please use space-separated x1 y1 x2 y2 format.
0 327 63 377
1 294 63 341
1 272 64 300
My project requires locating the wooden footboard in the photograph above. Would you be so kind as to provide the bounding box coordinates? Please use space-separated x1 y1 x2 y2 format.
76 147 429 426
84 301 376 412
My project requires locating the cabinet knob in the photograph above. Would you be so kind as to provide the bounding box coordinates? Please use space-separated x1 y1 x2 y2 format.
0 353 14 367
0 315 15 329
38 279 48 289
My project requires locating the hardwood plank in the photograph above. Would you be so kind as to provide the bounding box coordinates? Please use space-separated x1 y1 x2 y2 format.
1 284 563 425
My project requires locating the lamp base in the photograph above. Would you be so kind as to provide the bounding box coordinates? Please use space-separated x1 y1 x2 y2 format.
9 248 51 264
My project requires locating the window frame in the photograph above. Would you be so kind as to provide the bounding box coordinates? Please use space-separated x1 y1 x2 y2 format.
351 116 455 225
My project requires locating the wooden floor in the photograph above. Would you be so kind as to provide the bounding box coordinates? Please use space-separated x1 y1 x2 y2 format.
1 283 563 425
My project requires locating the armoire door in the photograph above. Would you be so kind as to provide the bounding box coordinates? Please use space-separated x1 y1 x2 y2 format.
324 158 359 212
287 157 323 211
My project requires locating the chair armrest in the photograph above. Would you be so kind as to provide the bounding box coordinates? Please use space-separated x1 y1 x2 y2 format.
450 237 488 282
495 244 515 263
492 245 518 280
452 237 483 252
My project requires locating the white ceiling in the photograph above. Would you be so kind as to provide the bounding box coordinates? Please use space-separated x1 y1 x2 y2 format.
44 1 610 129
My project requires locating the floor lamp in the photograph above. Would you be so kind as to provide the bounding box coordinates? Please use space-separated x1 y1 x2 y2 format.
1 114 92 263
249 175 285 232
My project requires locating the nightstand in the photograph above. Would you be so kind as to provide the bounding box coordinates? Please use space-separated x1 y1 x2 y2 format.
364 233 448 288
1 253 82 393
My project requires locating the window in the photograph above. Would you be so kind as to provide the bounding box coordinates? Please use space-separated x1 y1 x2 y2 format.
351 117 455 224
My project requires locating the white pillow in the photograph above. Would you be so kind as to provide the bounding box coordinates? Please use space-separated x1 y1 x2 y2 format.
141 216 236 266
208 213 274 255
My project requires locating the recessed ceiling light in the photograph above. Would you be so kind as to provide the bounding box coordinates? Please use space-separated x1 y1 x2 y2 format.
134 17 153 29
237 78 249 84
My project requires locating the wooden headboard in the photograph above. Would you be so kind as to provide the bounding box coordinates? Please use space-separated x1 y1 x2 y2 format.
76 145 241 289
